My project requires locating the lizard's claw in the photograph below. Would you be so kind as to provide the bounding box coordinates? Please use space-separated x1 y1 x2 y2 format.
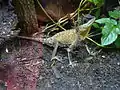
51 56 62 62
68 60 74 67
51 56 63 66
68 60 77 67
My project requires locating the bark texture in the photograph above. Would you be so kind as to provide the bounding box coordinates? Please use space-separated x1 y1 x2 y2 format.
13 0 39 36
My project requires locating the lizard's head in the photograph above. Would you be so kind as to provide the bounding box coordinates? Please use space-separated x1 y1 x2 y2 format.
77 17 96 40
79 17 96 29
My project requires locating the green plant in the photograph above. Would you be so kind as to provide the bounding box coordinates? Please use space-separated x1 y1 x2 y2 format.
88 0 104 6
108 10 120 19
87 0 104 18
95 10 120 47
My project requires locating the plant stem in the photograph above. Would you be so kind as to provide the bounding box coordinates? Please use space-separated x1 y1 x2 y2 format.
36 0 66 31
86 37 113 48
86 37 103 47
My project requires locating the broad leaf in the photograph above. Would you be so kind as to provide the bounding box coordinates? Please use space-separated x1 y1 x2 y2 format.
92 23 100 28
95 18 117 25
101 24 118 45
109 10 120 19
117 21 120 34
115 37 120 48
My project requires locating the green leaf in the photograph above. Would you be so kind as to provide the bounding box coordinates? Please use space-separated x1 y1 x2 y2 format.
88 0 104 6
109 10 120 19
113 21 120 34
117 21 120 33
95 8 101 18
95 17 120 46
92 23 100 28
114 27 120 34
95 18 117 25
115 37 120 48
101 24 118 46
95 18 110 24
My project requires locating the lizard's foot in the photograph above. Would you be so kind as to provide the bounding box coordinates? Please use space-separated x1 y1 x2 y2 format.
68 59 77 67
51 56 62 62
51 56 62 66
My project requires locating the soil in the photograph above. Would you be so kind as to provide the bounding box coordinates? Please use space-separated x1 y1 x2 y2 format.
0 5 120 90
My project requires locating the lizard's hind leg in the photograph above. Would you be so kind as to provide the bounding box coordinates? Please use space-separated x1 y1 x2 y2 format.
67 48 74 67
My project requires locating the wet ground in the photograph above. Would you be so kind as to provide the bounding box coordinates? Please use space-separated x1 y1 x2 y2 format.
0 5 120 90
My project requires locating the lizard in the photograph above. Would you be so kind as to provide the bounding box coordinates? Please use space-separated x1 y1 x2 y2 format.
14 17 95 67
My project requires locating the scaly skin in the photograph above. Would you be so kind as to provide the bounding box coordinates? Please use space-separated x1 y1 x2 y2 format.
42 29 77 46
16 17 95 68
44 17 95 46
17 17 95 47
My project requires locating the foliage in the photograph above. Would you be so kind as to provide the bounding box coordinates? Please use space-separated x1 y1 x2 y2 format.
88 0 104 6
37 0 120 48
87 0 104 19
115 36 120 48
95 10 120 47
108 10 120 19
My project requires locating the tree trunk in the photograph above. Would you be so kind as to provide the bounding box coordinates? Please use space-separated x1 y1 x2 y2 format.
13 0 39 36
5 0 41 90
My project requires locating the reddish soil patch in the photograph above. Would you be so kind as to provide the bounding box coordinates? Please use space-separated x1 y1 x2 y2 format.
0 39 43 90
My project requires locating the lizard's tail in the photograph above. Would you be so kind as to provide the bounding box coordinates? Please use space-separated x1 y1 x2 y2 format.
16 36 43 43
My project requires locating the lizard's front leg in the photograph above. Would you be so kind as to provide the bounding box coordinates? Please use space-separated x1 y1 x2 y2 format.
51 42 62 78
67 27 80 67
67 39 78 67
